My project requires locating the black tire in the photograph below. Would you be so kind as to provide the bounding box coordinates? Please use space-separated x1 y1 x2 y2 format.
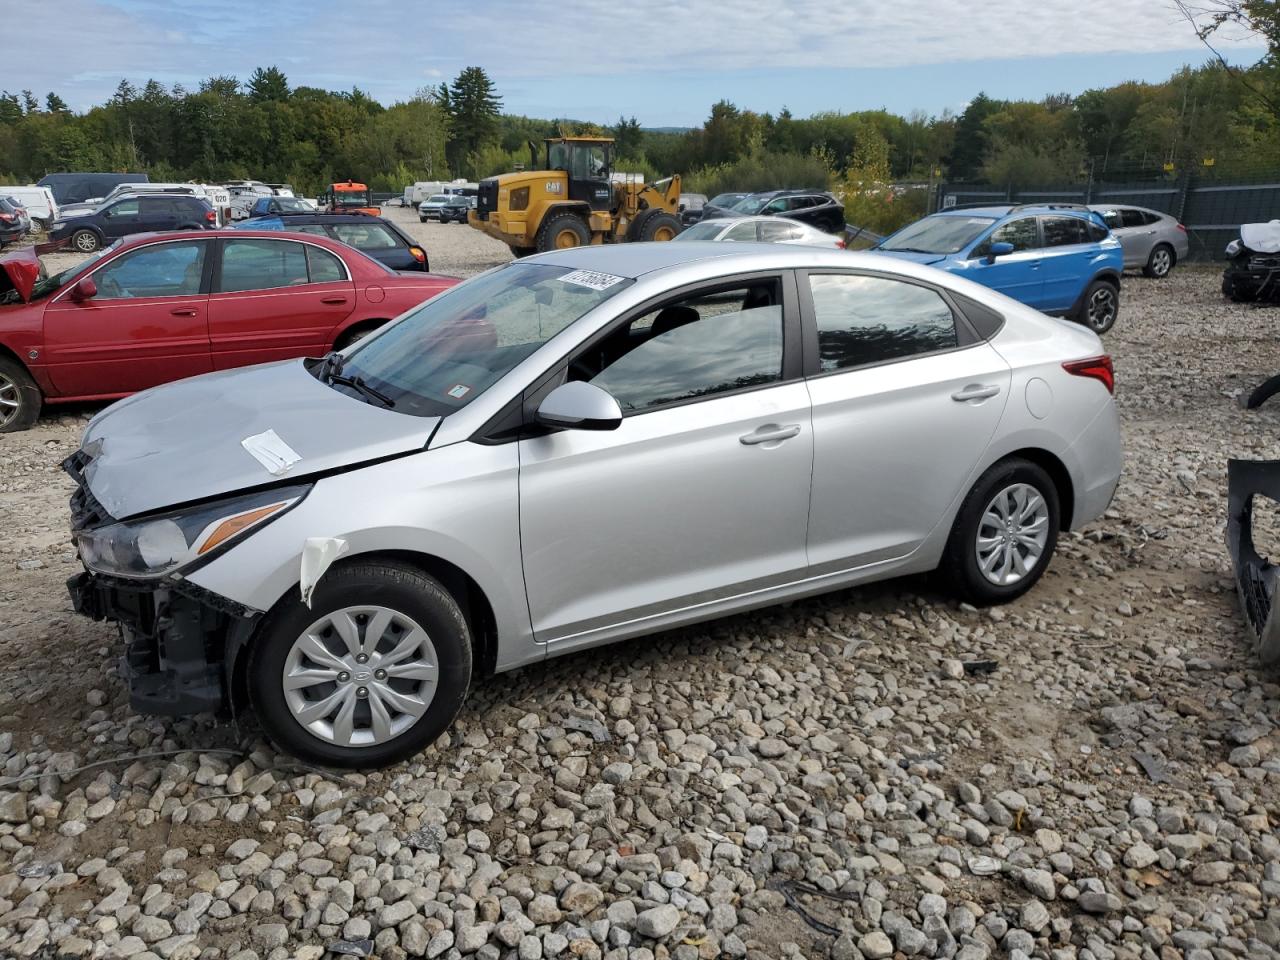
0 356 41 433
536 211 591 253
1142 243 1175 279
247 561 472 768
335 322 381 350
629 210 682 243
70 228 100 253
1076 278 1119 334
941 457 1060 605
1223 273 1251 302
512 246 537 259
419 216 428 223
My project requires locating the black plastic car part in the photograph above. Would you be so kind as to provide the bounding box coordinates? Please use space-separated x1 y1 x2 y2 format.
1226 458 1280 665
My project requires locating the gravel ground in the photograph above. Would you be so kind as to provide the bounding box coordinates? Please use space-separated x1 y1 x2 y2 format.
1 257 1279 960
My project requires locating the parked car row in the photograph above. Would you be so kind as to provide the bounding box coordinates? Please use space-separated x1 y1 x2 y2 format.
419 194 476 222
698 188 846 233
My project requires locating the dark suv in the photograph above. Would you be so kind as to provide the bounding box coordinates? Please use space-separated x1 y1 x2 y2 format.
232 213 430 271
51 194 216 252
729 190 845 232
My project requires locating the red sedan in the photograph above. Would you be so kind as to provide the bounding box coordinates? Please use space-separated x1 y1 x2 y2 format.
0 230 457 431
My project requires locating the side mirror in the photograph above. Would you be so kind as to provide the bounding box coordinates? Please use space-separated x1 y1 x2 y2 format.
70 277 97 301
535 381 622 431
986 241 1015 264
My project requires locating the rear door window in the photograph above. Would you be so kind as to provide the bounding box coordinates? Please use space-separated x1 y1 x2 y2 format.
306 245 347 283
1041 216 1088 247
1121 209 1148 228
808 273 958 371
218 239 310 292
331 222 399 250
724 221 758 242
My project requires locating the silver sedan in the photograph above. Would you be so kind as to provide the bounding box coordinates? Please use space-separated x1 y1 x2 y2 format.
66 243 1123 766
1089 204 1190 278
675 215 844 247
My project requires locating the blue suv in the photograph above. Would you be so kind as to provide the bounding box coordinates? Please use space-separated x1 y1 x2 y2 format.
872 204 1124 333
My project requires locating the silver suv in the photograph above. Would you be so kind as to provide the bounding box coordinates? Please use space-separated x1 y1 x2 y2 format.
67 243 1122 767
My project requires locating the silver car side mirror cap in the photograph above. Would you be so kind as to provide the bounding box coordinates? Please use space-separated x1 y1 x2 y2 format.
535 381 623 431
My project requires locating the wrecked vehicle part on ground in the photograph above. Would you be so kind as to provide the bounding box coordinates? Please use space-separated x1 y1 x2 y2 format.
1226 457 1280 665
64 244 1122 767
1222 220 1280 303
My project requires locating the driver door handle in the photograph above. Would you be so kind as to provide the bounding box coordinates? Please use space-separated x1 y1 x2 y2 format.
320 296 348 304
740 424 801 445
951 384 1001 402
170 308 198 317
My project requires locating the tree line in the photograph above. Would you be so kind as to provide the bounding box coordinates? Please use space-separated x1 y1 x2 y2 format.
1 13 1276 235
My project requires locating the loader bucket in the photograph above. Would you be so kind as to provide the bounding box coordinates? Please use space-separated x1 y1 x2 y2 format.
1226 458 1280 665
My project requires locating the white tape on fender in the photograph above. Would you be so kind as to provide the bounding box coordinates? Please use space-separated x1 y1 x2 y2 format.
300 537 349 608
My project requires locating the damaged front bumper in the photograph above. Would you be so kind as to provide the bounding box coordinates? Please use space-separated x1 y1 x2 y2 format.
68 570 259 715
1226 458 1280 665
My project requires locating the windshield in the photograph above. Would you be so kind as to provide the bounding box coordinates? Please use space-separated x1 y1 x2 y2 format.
274 197 310 213
426 195 449 204
708 193 744 208
336 262 634 417
334 191 370 207
674 221 727 242
731 196 768 214
880 215 997 255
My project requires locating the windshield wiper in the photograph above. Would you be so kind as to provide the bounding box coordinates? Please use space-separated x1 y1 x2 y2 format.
884 246 934 254
328 372 396 408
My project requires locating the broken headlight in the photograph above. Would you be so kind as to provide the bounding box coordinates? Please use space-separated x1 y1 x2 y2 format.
75 484 310 579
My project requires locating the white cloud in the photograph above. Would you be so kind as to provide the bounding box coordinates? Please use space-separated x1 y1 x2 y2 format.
4 0 1264 111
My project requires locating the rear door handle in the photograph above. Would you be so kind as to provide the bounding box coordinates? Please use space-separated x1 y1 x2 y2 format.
320 296 348 305
740 424 801 445
170 308 198 317
951 384 1001 402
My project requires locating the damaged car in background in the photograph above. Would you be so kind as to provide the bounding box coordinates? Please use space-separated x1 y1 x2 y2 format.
0 231 456 432
1222 219 1280 303
65 243 1122 767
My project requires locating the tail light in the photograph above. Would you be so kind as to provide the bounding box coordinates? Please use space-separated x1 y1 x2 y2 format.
835 239 847 249
1063 355 1114 395
205 210 217 223
1176 223 1187 233
0 212 13 223
409 246 426 263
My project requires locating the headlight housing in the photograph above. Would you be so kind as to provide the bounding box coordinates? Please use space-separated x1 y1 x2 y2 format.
75 484 310 579
508 187 529 212
1226 238 1242 257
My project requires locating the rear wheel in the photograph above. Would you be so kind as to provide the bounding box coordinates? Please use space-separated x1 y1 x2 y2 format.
630 210 682 243
941 457 1060 605
0 357 42 433
1143 244 1174 278
248 561 472 768
1077 279 1119 334
511 246 537 258
335 323 381 350
536 211 591 253
70 228 99 253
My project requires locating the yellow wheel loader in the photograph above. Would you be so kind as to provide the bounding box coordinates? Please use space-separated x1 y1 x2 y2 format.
469 136 683 255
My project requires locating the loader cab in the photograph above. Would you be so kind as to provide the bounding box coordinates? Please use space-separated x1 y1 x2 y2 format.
547 138 614 211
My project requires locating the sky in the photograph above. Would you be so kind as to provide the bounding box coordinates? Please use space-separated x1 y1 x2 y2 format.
3 0 1267 125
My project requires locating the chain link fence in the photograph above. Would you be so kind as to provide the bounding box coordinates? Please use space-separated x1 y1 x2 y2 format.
934 172 1280 261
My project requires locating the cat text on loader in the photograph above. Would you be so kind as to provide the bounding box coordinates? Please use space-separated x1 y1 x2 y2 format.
470 136 683 255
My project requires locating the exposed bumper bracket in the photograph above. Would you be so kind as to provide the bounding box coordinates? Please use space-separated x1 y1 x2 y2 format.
1226 458 1280 665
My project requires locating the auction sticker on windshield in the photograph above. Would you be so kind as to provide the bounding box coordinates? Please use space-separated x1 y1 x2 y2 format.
559 270 626 291
446 384 471 399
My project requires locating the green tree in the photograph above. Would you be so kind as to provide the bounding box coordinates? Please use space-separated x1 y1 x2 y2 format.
949 92 1002 179
444 67 502 177
0 92 21 125
611 115 643 157
247 66 290 103
45 92 69 113
21 90 38 114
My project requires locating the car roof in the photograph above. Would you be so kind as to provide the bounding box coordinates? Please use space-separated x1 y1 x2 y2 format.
533 241 879 279
936 204 1096 219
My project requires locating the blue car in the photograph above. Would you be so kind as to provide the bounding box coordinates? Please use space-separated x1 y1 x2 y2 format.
872 204 1124 333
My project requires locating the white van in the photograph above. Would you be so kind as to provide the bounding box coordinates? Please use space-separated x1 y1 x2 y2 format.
1 186 57 227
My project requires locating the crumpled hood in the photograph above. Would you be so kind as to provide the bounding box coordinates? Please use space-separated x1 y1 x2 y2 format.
1241 220 1280 255
78 359 439 519
0 248 40 302
866 249 947 267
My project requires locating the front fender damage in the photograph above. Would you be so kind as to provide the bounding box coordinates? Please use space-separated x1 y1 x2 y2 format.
1226 458 1280 665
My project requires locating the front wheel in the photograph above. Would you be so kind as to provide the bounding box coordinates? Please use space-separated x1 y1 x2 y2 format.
248 561 472 768
0 357 42 433
536 211 591 252
70 228 100 253
1143 244 1174 279
1077 279 1119 334
941 458 1060 605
